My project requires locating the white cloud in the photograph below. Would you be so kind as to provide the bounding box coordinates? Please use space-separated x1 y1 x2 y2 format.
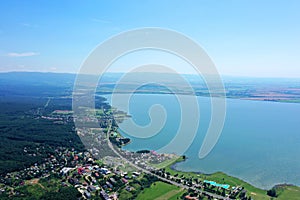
21 23 31 27
91 18 111 23
20 23 38 28
7 52 40 57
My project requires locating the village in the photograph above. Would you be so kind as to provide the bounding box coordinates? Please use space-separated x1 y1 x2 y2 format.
0 106 252 200
0 130 249 200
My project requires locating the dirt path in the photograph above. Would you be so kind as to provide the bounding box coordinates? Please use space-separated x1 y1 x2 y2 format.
26 178 46 190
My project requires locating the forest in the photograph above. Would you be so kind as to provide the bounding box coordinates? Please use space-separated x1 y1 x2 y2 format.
0 73 85 175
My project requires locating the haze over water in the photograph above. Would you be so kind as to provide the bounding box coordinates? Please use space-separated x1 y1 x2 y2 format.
105 94 300 189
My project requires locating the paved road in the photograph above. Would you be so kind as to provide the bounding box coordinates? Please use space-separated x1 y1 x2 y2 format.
105 122 231 200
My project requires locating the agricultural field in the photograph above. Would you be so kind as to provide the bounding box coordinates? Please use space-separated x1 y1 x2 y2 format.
136 181 184 200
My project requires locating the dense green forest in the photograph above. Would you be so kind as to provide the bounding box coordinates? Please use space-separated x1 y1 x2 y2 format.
0 72 120 176
0 73 85 175
0 95 84 175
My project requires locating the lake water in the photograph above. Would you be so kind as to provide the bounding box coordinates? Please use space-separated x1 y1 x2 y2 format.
104 94 300 189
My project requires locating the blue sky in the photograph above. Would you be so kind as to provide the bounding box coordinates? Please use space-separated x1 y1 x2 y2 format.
0 0 300 77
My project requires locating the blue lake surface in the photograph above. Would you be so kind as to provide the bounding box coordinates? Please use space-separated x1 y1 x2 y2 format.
104 94 300 189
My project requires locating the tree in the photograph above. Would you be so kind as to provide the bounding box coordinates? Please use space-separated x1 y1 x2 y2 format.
267 188 277 197
41 187 81 200
222 189 226 197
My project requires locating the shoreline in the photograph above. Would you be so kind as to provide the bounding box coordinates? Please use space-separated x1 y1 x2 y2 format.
107 93 300 199
120 140 299 191
166 156 300 198
100 91 300 104
116 127 300 196
111 128 300 199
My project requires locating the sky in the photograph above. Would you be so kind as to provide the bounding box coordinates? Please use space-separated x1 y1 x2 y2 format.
0 0 300 77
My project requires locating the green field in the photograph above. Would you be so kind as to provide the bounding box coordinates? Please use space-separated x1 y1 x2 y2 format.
136 181 184 200
276 185 300 200
164 158 300 200
149 155 180 169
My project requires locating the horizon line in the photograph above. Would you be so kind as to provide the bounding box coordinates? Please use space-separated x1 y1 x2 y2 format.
1 70 300 79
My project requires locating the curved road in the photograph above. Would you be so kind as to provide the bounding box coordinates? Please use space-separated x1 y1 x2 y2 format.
105 122 230 200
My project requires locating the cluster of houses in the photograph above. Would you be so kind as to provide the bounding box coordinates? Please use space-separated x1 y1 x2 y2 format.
150 168 248 200
0 143 146 199
118 149 178 170
0 147 90 196
61 161 142 199
0 142 250 200
0 106 252 200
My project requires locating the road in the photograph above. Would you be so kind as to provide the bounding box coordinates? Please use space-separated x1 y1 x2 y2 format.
105 121 231 200
44 97 51 109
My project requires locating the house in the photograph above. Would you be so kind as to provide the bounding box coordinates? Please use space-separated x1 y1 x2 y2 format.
133 172 140 176
68 178 75 185
94 172 100 178
99 168 111 175
60 167 73 175
124 175 130 179
87 185 96 192
84 190 91 199
87 158 94 163
77 167 85 175
109 178 116 184
240 189 247 198
68 177 80 185
121 178 128 184
184 195 198 200
100 190 111 200
106 181 113 189
110 193 118 200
